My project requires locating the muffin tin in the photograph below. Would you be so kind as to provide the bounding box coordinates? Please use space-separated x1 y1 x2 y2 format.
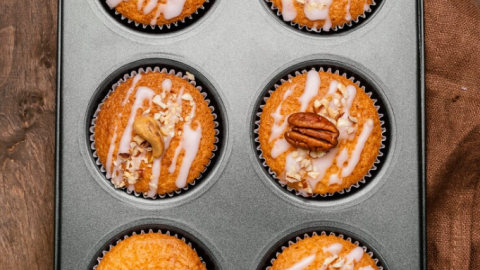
55 0 426 269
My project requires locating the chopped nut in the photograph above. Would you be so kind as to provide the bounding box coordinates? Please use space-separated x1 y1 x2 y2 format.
119 153 130 160
314 99 322 109
328 107 339 119
347 127 355 134
286 172 301 183
186 71 195 81
337 118 350 128
149 182 157 189
292 151 298 158
160 127 170 137
142 108 151 115
348 116 358 123
152 95 162 106
307 171 320 179
323 254 338 266
331 258 345 268
338 84 348 98
153 113 161 120
296 0 305 3
182 93 193 101
133 135 145 145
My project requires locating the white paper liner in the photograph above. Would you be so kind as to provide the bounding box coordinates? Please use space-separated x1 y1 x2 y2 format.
92 229 207 270
107 0 211 31
254 67 387 198
90 66 220 199
265 231 384 270
265 0 378 33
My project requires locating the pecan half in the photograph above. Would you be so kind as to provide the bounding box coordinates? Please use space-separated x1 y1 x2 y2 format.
284 112 339 152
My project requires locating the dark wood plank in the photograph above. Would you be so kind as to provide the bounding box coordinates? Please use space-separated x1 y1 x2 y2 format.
0 1 57 269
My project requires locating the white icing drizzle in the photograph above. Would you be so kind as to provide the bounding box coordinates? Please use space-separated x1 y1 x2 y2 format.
162 78 172 92
341 119 374 178
328 80 339 95
271 138 291 159
281 0 298 21
308 147 338 189
328 174 342 186
299 70 321 112
340 247 364 270
169 141 183 174
323 243 344 255
345 0 352 21
286 254 316 270
336 148 349 168
269 87 294 142
122 74 142 106
112 86 155 185
137 0 145 10
143 0 158 14
304 0 333 31
106 126 118 178
337 85 357 140
175 104 202 189
106 0 126 8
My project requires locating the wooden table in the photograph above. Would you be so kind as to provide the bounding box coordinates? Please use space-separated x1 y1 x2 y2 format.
0 1 57 269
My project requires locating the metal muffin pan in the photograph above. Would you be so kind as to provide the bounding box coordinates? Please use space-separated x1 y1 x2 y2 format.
55 0 426 269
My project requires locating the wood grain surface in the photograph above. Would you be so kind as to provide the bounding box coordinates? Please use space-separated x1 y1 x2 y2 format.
0 1 57 269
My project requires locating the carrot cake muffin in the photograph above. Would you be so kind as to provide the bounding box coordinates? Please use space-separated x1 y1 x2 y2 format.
94 71 216 197
271 0 374 31
271 234 379 270
106 0 207 26
96 233 206 270
258 70 382 196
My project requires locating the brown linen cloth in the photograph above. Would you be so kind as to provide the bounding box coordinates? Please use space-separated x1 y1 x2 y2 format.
425 0 480 269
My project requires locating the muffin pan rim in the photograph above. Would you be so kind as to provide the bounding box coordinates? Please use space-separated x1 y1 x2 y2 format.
84 218 225 270
252 221 392 270
248 55 396 208
78 56 233 208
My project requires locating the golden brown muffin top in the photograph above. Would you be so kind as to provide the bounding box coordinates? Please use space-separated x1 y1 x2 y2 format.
271 235 379 270
106 0 207 26
270 0 374 31
96 233 207 270
94 71 216 196
259 70 382 195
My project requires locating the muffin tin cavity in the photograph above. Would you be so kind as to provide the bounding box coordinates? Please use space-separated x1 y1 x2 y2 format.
86 58 226 200
256 227 386 270
261 0 384 35
251 59 391 201
98 0 216 34
89 223 221 269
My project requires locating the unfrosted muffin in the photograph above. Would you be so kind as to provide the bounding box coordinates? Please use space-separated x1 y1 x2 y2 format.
96 233 206 270
94 71 216 197
258 70 382 196
106 0 207 26
271 234 379 270
270 0 374 31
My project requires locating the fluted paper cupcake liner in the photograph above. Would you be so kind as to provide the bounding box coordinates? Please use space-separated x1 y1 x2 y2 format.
92 229 208 270
264 230 384 270
254 67 388 199
90 66 220 199
101 0 213 33
264 0 379 34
